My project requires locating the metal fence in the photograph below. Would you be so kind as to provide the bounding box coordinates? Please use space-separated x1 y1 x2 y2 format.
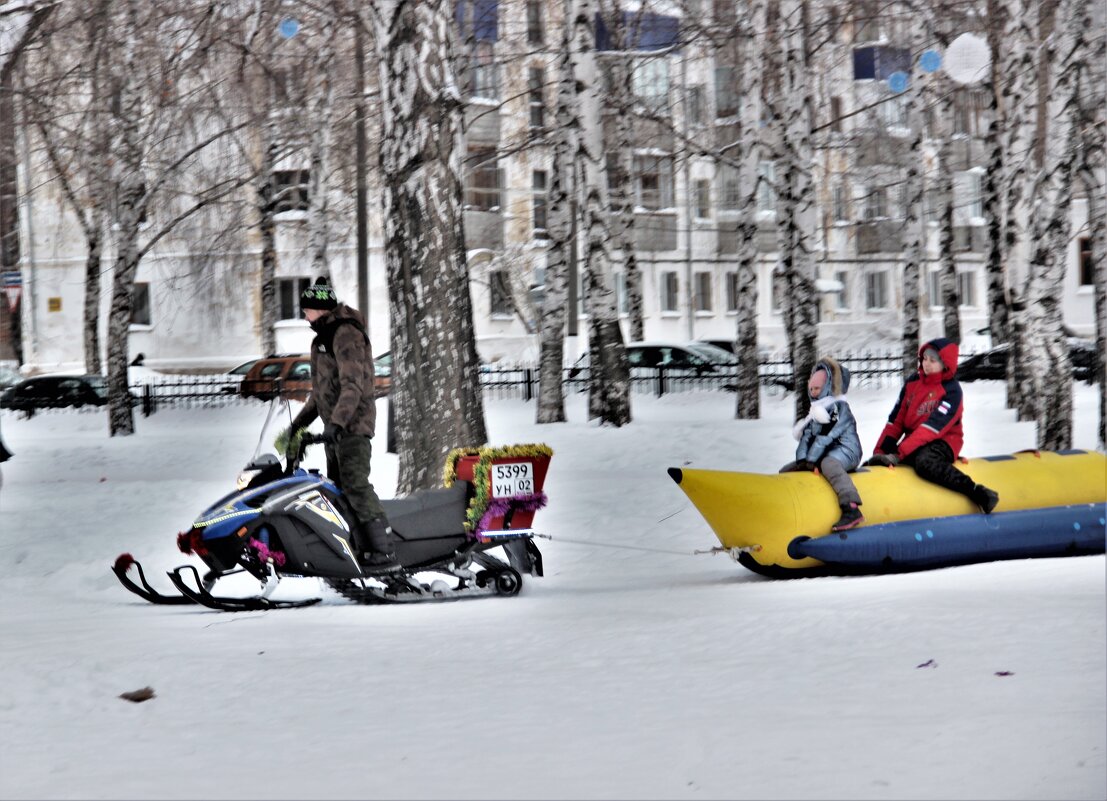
3 350 911 417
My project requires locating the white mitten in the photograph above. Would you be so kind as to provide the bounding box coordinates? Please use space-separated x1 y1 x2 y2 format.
811 403 831 424
792 417 809 441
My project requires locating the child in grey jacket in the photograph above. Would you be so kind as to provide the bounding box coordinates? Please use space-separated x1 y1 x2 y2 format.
780 356 865 531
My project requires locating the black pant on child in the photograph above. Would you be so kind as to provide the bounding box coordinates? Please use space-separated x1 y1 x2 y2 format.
903 440 976 498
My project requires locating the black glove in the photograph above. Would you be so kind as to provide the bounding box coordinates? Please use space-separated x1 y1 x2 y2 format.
322 422 345 443
782 460 816 473
866 453 900 467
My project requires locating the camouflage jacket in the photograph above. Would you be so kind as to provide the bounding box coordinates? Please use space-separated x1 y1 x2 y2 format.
291 304 377 437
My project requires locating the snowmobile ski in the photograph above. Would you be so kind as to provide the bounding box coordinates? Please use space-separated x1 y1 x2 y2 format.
167 565 321 612
113 554 195 605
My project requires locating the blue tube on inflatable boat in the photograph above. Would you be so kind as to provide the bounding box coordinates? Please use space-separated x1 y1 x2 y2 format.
789 503 1106 569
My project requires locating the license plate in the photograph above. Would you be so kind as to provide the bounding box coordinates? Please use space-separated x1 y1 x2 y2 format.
491 462 534 497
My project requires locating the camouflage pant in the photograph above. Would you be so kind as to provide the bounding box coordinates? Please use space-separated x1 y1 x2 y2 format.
325 435 385 526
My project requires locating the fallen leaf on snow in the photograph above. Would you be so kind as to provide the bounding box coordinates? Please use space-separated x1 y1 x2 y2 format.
119 687 155 703
916 659 937 669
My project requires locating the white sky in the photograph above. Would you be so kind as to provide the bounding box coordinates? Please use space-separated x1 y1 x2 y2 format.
1 380 1104 800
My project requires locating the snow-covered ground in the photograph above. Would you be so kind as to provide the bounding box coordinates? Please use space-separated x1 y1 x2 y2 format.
1 381 1104 800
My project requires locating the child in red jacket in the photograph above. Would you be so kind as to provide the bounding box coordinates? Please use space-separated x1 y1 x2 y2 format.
866 338 999 513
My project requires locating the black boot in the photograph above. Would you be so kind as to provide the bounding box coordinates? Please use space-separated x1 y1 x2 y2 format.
360 518 401 573
971 484 999 514
831 503 865 532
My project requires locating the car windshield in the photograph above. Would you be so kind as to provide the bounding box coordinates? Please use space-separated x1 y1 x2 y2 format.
87 376 108 399
375 351 391 377
228 360 259 376
685 342 739 364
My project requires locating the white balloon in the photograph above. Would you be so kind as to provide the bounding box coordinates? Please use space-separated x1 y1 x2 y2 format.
944 33 991 85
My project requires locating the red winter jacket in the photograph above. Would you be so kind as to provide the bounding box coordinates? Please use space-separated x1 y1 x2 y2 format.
874 338 965 459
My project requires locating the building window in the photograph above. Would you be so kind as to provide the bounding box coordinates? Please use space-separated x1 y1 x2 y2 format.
532 170 548 239
714 65 738 117
468 41 499 100
272 170 310 214
634 154 674 210
633 58 669 112
686 85 704 126
771 272 784 312
853 45 910 80
958 271 977 308
757 161 776 213
927 269 942 307
1079 236 1094 286
853 0 880 42
865 270 888 309
862 185 887 220
465 146 500 211
962 170 983 219
660 270 679 312
694 179 711 219
830 95 843 132
832 183 848 222
834 270 849 309
693 272 713 312
616 272 628 315
526 0 543 44
718 164 740 211
131 282 151 325
490 269 512 316
879 91 907 127
528 66 545 128
725 271 739 312
278 277 311 320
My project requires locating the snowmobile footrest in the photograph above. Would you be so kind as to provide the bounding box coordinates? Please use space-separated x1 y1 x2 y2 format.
167 565 321 612
113 554 195 605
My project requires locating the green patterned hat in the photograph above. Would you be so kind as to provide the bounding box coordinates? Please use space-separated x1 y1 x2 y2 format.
301 277 337 311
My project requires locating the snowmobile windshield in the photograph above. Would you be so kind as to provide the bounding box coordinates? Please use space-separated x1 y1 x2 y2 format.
252 395 295 465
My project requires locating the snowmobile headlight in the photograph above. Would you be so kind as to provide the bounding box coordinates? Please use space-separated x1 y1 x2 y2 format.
236 469 262 490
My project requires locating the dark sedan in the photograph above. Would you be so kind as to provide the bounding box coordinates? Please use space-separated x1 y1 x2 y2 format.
0 374 137 414
958 338 1097 383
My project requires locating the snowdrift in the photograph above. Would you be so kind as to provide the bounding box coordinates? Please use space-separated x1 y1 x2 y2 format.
669 449 1107 577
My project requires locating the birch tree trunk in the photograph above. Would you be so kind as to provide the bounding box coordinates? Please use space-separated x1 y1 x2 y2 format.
773 0 818 421
536 21 575 425
374 0 488 492
1002 0 1039 418
732 0 766 420
308 5 336 280
935 80 960 342
602 5 643 342
258 130 279 356
900 12 929 374
1023 0 1089 450
569 0 630 426
105 0 144 437
981 0 1009 350
1077 10 1105 447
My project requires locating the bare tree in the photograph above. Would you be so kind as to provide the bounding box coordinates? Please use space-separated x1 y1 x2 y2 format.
372 0 488 492
536 12 575 424
569 0 630 426
769 0 819 420
731 0 766 419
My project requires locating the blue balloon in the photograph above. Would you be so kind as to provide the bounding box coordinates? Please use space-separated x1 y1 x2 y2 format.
919 49 942 73
279 17 300 39
888 71 909 93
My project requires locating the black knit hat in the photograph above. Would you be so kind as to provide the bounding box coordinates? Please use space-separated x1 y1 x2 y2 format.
300 277 337 311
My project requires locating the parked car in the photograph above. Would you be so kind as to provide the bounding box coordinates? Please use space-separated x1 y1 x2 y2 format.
241 352 392 402
568 341 740 389
0 363 21 392
697 339 775 360
0 374 138 414
240 355 313 401
958 338 1097 383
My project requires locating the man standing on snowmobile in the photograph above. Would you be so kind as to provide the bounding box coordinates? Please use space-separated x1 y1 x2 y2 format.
285 277 400 573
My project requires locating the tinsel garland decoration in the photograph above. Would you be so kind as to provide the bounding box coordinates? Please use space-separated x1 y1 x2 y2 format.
441 443 554 533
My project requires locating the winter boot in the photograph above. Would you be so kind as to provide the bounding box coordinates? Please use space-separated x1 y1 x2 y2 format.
360 517 401 573
971 484 1000 514
831 503 865 532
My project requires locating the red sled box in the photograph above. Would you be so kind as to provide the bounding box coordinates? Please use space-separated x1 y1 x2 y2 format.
451 448 552 538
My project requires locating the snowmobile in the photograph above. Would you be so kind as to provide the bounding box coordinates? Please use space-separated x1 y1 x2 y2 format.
113 399 547 611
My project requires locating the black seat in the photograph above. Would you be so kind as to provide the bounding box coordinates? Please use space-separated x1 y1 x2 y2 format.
381 481 470 541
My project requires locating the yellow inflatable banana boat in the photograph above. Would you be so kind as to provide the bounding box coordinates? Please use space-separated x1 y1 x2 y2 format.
668 450 1107 577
